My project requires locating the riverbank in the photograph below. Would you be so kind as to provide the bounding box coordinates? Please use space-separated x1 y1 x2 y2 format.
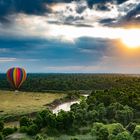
0 91 65 123
3 91 85 127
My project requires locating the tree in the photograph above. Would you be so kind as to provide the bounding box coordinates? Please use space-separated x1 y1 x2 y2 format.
0 133 4 140
98 126 109 140
38 109 53 127
116 131 133 140
112 123 125 136
35 134 44 140
115 106 134 126
91 122 104 137
86 110 98 124
132 126 140 140
27 124 39 136
19 116 32 127
96 103 106 122
0 122 4 132
108 134 116 140
33 114 44 129
2 127 15 136
56 110 74 133
126 122 136 134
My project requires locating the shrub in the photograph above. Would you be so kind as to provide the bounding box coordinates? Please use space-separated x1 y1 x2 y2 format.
91 128 97 137
108 134 116 140
20 126 28 133
27 124 39 136
33 114 43 129
116 131 132 140
112 123 125 135
0 133 4 140
98 126 109 140
91 122 104 137
20 116 32 127
126 122 136 134
132 126 140 140
71 138 79 140
0 122 4 132
92 122 104 131
46 127 60 136
35 134 44 140
2 127 15 136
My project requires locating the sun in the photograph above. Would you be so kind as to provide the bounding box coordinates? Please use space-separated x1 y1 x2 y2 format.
121 29 140 49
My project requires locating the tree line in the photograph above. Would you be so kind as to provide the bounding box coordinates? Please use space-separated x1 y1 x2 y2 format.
0 74 140 92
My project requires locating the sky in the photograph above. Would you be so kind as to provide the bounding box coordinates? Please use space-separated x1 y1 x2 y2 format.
0 0 140 73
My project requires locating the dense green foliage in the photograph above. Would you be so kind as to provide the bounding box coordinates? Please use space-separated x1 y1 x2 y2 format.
0 133 3 140
1 74 140 139
2 127 16 136
1 74 140 92
0 122 4 132
17 86 140 139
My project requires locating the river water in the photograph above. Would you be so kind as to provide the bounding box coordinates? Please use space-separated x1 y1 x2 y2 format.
5 94 89 127
53 94 88 114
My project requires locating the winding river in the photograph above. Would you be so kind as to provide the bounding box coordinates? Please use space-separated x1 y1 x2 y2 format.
53 94 88 114
5 94 89 127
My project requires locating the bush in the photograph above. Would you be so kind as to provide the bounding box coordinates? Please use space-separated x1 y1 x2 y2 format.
126 122 136 134
2 127 15 136
0 133 4 140
20 116 32 127
116 131 132 140
20 126 28 133
0 122 4 132
132 126 140 140
71 138 79 140
98 126 109 140
92 122 104 131
27 124 39 136
46 127 60 136
91 122 104 137
112 123 125 135
108 134 116 140
35 134 44 140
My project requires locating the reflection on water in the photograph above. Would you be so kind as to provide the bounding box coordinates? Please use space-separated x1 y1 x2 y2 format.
5 95 89 127
53 94 88 114
53 101 79 114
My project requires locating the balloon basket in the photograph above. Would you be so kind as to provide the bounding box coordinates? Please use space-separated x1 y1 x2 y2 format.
15 90 19 93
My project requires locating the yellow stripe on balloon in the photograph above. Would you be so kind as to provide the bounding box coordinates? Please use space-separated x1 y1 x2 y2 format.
13 68 17 88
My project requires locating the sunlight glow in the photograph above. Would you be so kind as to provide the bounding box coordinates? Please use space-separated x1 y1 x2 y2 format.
121 29 140 49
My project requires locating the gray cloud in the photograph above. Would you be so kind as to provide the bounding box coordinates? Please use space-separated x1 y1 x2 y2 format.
87 0 129 9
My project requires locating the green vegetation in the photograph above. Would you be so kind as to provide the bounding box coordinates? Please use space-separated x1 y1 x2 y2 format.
0 90 65 122
13 86 140 139
1 74 140 139
1 73 140 92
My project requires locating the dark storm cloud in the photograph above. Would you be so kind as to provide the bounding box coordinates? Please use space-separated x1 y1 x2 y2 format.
0 0 129 18
108 3 140 27
97 2 140 27
76 4 87 13
87 0 129 9
0 0 52 16
0 0 74 23
48 20 93 27
124 3 140 22
99 18 116 26
96 4 111 11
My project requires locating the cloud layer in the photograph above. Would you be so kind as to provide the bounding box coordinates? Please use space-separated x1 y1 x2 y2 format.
0 0 140 73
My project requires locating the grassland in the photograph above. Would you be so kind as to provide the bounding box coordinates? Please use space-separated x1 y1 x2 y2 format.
0 90 65 117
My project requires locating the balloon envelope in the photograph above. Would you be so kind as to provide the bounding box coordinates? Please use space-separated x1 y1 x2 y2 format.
7 67 27 90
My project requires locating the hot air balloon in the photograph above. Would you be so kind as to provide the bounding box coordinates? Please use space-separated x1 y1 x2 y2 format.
7 67 27 90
